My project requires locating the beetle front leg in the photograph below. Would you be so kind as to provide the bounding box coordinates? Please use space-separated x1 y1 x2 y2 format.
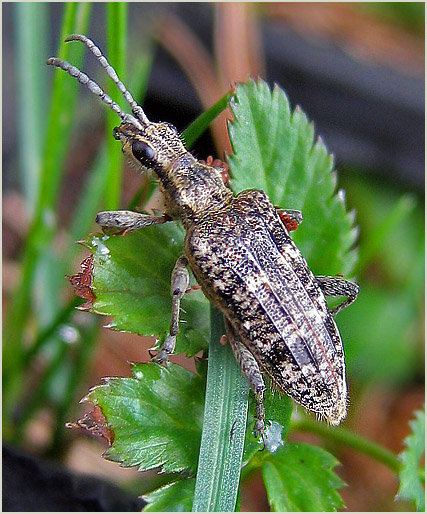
316 275 359 316
151 256 189 364
224 318 267 445
96 210 171 235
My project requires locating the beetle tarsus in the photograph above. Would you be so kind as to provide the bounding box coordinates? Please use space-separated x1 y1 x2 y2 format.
151 346 172 365
151 257 189 365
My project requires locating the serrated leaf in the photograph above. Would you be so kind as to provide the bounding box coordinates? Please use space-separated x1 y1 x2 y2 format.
262 442 345 512
397 407 425 511
87 362 205 473
228 79 357 276
86 223 209 356
142 478 195 512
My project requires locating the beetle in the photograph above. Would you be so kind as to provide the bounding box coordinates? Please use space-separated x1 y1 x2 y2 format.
47 34 359 443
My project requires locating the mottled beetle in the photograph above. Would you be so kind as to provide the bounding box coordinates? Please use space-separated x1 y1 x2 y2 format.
48 35 359 443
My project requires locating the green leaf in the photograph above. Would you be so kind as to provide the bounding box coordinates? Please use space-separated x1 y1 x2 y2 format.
262 442 345 512
143 478 195 512
290 417 400 476
87 362 205 473
87 224 209 357
228 79 357 276
397 407 425 511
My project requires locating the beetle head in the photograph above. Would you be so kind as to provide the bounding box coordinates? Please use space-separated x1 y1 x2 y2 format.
113 121 187 175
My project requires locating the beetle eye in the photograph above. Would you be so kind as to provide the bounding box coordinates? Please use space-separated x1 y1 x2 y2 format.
131 140 156 168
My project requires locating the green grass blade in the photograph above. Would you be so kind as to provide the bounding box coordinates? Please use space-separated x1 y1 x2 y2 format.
13 333 69 442
183 89 234 148
192 306 249 512
14 2 48 213
105 4 128 210
38 2 92 214
128 42 154 105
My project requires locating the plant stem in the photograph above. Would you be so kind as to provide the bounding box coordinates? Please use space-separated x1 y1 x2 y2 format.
291 417 400 474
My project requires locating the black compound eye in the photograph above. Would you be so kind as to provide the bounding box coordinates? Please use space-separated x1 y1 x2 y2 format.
131 140 156 167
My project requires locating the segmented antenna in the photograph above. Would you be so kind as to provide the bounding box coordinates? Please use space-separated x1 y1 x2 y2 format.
46 34 149 129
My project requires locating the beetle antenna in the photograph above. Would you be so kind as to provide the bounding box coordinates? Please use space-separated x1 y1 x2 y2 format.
65 34 149 125
46 34 149 129
46 56 140 126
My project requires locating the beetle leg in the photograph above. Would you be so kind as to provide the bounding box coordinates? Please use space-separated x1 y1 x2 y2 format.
96 210 171 235
277 208 303 232
224 318 267 445
152 256 189 364
316 275 359 316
